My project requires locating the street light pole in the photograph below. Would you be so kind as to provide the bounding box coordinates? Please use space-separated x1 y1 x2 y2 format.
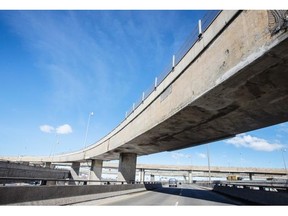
207 144 211 184
83 112 94 149
281 149 287 178
50 133 59 157
188 155 193 184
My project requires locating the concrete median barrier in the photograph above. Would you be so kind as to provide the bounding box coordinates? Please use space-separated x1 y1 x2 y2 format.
213 184 288 205
0 182 162 205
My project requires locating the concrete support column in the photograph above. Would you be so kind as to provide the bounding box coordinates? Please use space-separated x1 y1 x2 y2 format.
117 153 137 183
45 162 51 168
89 159 103 185
70 162 81 184
139 168 145 183
249 173 253 181
183 175 187 183
150 174 155 181
43 162 57 185
188 171 193 184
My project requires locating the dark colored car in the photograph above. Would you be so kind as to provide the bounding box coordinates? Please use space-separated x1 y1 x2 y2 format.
168 178 177 187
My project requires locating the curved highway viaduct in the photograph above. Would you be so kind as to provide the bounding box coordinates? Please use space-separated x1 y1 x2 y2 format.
2 10 288 183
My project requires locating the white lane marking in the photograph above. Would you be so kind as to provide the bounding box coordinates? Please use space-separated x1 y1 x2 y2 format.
175 188 183 206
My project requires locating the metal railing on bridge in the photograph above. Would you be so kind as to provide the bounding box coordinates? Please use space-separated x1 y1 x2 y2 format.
125 10 220 119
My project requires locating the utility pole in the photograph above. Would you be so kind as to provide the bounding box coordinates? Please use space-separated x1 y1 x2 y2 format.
83 112 94 160
207 144 211 184
281 149 287 178
84 112 94 149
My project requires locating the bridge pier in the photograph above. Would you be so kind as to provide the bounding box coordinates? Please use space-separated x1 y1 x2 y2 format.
249 173 253 181
43 162 57 185
45 162 51 168
69 162 80 185
188 171 193 184
150 174 155 181
117 153 137 183
139 168 145 183
88 159 103 184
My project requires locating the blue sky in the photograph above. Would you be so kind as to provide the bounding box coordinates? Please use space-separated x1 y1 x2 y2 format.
0 10 288 170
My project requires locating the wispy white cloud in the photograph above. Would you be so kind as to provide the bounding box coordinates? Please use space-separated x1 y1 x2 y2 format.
171 152 208 160
4 11 145 112
40 125 54 133
40 124 72 134
4 11 198 112
226 133 284 152
197 153 207 159
4 10 209 139
171 152 191 160
56 124 73 134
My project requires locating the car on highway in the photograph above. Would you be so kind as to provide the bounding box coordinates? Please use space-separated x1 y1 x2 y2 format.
168 178 177 187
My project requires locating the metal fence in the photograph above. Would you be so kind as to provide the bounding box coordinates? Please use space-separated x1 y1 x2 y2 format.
125 10 221 118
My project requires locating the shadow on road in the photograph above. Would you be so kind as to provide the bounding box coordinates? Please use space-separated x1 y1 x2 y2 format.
150 186 244 205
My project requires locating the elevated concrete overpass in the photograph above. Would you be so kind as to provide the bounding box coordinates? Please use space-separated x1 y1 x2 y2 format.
55 162 287 181
104 163 287 176
1 160 286 184
2 10 288 182
102 163 288 182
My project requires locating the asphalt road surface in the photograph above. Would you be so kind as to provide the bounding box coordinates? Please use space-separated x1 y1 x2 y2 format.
70 184 245 206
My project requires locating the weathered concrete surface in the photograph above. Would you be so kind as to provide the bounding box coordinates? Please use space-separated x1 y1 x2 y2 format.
2 10 288 162
0 183 161 205
70 162 80 180
117 153 137 182
88 159 103 184
0 161 69 180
